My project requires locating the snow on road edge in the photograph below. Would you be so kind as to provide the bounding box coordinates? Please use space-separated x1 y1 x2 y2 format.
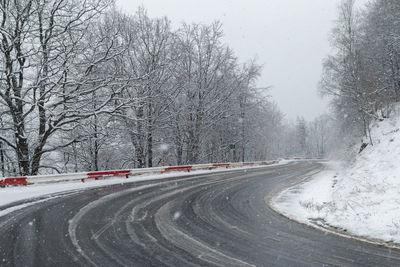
0 160 292 216
272 114 400 245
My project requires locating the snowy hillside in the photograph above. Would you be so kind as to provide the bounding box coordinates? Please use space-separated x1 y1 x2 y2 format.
273 111 400 244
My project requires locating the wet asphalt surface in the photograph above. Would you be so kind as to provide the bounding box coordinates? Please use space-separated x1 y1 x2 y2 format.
1 160 400 266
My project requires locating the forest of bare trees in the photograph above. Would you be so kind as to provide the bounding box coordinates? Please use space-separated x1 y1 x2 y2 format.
0 0 330 177
320 0 400 151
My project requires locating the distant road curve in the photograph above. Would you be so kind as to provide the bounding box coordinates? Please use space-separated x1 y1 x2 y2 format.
1 160 400 266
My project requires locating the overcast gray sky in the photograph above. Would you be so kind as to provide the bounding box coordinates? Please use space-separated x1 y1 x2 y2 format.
116 0 343 121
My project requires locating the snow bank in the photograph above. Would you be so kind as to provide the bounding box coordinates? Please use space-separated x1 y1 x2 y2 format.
273 114 400 244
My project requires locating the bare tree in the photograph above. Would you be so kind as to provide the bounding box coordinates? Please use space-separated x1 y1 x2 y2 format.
0 0 126 175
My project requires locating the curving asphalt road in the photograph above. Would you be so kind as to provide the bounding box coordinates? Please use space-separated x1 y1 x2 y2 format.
1 160 400 266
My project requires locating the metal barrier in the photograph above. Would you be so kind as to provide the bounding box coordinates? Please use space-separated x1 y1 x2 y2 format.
0 160 283 187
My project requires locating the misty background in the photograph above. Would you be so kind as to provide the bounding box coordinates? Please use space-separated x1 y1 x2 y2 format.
116 0 341 121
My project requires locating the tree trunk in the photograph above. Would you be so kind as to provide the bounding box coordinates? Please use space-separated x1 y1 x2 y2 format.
147 102 153 167
0 142 4 177
14 118 30 176
94 125 99 171
136 104 145 168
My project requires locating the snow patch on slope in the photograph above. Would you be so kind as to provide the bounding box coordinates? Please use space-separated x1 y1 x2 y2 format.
273 113 400 244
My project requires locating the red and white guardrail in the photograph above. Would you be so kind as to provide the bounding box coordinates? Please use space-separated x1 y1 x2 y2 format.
0 160 280 187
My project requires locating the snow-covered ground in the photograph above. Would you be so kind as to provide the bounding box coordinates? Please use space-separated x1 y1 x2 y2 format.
0 161 291 218
273 114 400 244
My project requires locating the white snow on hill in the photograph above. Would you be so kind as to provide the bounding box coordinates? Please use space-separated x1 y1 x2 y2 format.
273 111 400 244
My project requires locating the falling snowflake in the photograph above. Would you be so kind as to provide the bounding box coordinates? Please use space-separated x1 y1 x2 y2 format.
173 211 181 220
159 143 169 152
